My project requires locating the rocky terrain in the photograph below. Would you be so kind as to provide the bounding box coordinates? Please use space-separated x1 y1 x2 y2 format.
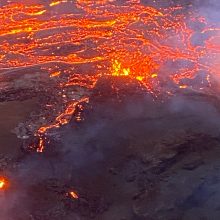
1 75 220 220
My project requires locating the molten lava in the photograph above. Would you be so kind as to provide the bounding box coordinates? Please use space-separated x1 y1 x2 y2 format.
0 178 6 190
69 191 79 200
0 0 219 152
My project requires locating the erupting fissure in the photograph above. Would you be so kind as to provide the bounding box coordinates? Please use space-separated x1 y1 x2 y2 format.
0 0 219 152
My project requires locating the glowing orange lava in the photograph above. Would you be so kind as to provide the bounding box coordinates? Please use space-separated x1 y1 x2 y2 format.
0 0 219 152
0 178 7 190
69 191 79 199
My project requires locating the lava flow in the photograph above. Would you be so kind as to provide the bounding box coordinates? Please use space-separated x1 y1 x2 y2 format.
0 0 219 152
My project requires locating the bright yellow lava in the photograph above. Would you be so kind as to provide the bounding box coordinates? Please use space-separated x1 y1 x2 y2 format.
69 191 79 199
0 178 6 190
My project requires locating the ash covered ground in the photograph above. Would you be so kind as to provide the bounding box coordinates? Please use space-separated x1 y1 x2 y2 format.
0 0 220 220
